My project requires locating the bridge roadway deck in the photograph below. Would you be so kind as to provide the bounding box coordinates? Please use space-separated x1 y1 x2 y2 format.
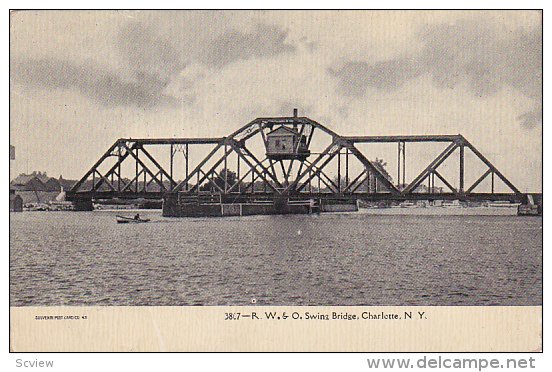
65 191 534 204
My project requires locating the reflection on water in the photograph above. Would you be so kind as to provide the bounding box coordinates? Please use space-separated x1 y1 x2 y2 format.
10 210 542 306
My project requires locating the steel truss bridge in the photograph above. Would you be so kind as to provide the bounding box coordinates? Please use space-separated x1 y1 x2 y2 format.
66 114 531 208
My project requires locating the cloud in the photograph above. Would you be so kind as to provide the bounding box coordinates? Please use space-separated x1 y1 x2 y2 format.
330 17 542 128
298 36 318 52
11 20 298 109
418 19 541 99
116 21 186 84
517 106 542 130
329 58 422 97
200 23 296 68
11 57 185 108
11 21 197 108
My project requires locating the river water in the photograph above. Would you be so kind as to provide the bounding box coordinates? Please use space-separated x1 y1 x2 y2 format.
10 209 542 306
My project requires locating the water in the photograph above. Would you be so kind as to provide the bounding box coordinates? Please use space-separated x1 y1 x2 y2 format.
10 210 542 306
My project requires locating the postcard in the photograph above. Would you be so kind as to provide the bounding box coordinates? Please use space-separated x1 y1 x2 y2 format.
9 9 542 352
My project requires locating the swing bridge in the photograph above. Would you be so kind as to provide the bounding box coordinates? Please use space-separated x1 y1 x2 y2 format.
66 112 538 214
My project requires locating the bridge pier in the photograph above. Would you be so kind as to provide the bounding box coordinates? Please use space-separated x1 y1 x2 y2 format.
72 199 94 211
162 193 179 217
517 193 543 216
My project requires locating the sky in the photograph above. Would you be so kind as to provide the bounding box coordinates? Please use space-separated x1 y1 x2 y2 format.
9 10 542 191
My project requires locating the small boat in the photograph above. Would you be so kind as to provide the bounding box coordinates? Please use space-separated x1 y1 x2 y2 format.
399 201 416 208
116 215 151 224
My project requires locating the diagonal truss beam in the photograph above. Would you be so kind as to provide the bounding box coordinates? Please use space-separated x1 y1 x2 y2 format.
433 169 457 193
71 140 120 192
201 169 225 193
172 143 223 192
295 159 339 193
351 172 370 193
285 140 340 193
139 146 176 187
294 146 341 192
463 139 521 194
189 145 234 192
237 144 283 189
342 170 368 193
402 142 458 194
299 161 339 193
92 143 177 193
466 169 493 193
345 143 400 194
92 170 116 192
121 143 167 192
121 169 144 192
228 141 281 193
317 169 339 193
92 145 131 192
226 159 267 193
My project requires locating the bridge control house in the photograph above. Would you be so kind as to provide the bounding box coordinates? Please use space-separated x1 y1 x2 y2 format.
266 126 310 161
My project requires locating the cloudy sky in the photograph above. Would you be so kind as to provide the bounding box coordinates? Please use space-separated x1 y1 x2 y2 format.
10 10 542 191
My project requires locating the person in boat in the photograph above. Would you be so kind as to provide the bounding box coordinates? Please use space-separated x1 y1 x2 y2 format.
134 213 140 220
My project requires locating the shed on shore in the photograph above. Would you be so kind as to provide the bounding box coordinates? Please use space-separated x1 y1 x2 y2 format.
10 193 23 212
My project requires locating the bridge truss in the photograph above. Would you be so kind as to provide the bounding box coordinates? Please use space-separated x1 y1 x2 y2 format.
67 115 525 205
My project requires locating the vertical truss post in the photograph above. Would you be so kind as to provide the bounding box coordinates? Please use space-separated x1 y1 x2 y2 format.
280 161 288 186
428 173 431 192
345 147 349 192
224 144 228 193
398 141 406 188
135 147 139 193
237 153 241 193
402 142 406 186
118 144 122 192
285 160 294 186
170 144 174 189
185 144 189 191
491 171 495 194
397 141 406 188
337 148 341 193
251 166 254 192
143 166 146 192
459 144 465 193
318 171 321 192
397 142 401 187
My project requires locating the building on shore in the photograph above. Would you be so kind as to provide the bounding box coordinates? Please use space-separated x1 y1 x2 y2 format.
9 191 23 212
10 172 78 209
10 172 76 193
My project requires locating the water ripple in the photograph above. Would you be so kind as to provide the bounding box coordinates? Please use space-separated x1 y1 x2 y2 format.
9 211 542 306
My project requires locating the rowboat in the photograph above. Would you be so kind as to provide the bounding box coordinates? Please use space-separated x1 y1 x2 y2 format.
116 215 151 224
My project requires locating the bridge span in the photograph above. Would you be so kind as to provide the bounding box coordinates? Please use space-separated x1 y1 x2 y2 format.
66 112 539 216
